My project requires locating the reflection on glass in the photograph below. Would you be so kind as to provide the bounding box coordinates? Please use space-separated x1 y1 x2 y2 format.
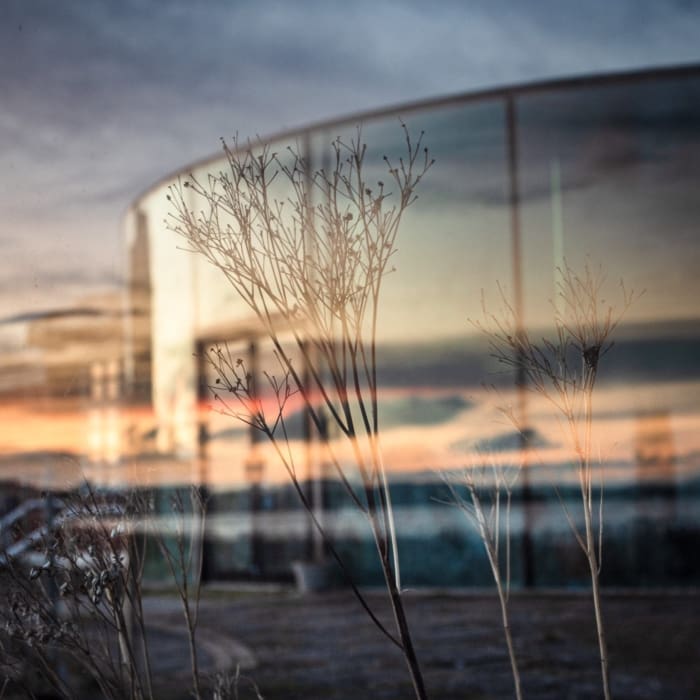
1 69 699 587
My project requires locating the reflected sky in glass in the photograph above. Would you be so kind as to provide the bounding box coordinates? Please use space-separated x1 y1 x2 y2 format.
1 17 699 586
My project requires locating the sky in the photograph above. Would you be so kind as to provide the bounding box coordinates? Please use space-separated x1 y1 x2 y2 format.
1 0 700 346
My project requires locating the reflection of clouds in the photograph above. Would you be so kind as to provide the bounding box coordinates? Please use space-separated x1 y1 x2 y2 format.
1 378 700 489
453 427 554 453
380 394 471 428
2 0 699 334
195 377 700 488
413 79 700 210
0 303 128 326
205 387 472 439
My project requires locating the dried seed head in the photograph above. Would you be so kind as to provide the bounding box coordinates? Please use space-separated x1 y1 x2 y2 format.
583 344 601 370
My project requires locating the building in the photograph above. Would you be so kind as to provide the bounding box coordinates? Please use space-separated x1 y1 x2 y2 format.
123 65 700 586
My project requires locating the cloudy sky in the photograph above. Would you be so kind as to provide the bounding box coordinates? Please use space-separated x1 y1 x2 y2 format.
1 0 699 342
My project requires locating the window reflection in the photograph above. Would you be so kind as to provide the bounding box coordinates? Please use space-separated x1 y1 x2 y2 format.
1 68 699 587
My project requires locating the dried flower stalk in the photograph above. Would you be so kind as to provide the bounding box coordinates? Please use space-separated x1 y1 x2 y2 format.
167 124 433 699
476 261 638 700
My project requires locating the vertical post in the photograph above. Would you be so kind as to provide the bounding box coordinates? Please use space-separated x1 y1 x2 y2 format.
302 131 315 565
246 340 265 576
194 340 210 582
506 95 535 588
45 491 69 686
301 131 326 564
301 339 315 562
550 157 565 315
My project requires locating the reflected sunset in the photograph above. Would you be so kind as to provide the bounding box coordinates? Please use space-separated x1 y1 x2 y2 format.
1 66 699 591
3 5 700 698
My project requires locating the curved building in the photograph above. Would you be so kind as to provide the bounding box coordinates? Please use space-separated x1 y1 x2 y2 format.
124 65 700 585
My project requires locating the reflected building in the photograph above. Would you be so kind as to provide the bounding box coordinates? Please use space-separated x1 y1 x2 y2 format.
0 293 133 487
8 65 700 587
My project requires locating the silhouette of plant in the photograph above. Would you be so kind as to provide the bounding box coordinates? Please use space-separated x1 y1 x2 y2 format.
150 487 208 699
0 485 223 700
167 124 433 699
442 451 523 700
0 488 150 699
475 260 637 700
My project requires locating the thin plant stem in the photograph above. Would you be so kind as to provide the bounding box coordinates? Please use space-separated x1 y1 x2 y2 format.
475 260 639 700
167 124 433 699
441 454 522 700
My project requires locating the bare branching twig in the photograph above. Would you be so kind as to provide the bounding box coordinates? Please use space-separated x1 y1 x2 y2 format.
0 484 240 700
442 452 523 700
475 260 639 700
167 124 433 699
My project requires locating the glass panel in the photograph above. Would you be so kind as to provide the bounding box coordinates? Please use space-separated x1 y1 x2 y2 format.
305 103 514 584
2 70 698 591
514 75 700 584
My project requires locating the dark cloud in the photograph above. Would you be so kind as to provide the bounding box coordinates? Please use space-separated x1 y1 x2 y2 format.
208 393 472 443
0 0 698 341
451 428 553 453
0 305 133 327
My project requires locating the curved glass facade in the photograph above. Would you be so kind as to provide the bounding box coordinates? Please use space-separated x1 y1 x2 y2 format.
13 66 700 587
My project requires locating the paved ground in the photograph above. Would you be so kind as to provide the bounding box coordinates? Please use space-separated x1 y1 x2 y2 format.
146 587 700 699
